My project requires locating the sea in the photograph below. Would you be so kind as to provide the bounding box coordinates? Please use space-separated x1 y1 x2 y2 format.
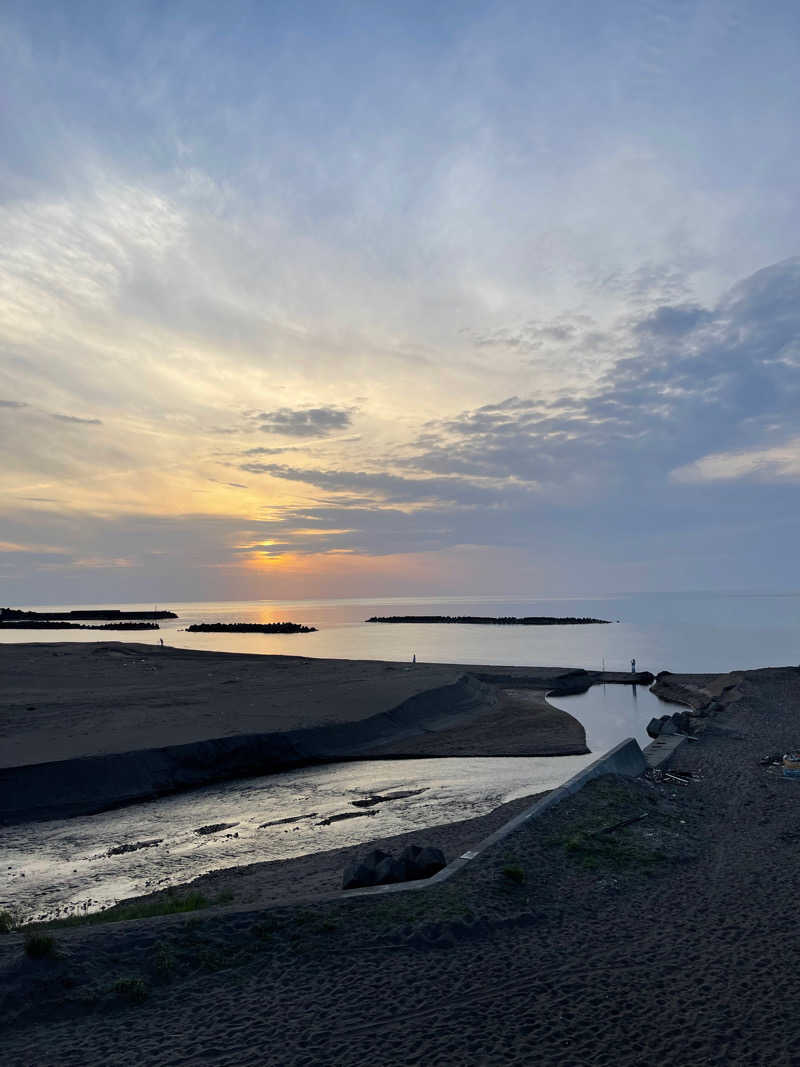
3 590 799 673
2 591 798 921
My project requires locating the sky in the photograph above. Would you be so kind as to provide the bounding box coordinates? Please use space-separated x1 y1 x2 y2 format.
1 0 799 604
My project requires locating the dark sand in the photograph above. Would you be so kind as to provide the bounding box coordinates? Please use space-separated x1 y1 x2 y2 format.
0 643 593 768
3 666 800 1064
1 644 598 822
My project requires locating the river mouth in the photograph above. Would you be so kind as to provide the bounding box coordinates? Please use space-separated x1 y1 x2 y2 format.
552 681 676 751
1 684 674 924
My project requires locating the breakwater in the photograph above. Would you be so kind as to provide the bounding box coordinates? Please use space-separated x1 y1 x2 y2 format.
186 622 316 634
365 615 610 625
1 608 176 621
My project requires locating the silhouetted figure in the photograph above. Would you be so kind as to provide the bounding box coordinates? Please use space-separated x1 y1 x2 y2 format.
412 652 416 665
160 638 164 648
631 657 636 673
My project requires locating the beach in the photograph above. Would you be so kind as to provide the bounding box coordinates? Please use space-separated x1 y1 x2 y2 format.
0 643 632 823
2 655 800 1063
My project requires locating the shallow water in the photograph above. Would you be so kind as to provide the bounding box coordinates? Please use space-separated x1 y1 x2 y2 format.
1 686 673 923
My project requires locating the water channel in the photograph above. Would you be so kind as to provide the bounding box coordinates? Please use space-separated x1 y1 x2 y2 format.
1 684 675 923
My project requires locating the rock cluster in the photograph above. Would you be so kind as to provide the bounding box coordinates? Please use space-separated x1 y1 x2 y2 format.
342 844 447 890
646 709 695 739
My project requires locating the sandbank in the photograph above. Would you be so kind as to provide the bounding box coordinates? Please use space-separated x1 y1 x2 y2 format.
0 643 651 822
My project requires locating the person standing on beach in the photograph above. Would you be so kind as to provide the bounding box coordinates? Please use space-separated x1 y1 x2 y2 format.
631 657 636 673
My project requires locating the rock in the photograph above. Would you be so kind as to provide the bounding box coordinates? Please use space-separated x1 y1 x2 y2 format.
342 849 391 890
646 717 663 739
342 845 448 890
374 856 407 884
658 718 679 736
400 845 447 880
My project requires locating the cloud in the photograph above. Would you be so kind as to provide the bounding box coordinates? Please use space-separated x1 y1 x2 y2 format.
240 446 305 456
633 303 712 337
0 399 27 408
50 412 103 425
671 439 800 484
218 258 800 574
408 257 800 490
239 461 529 508
253 407 354 437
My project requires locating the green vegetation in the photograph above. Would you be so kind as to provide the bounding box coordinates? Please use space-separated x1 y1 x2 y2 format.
561 830 667 871
252 917 280 941
111 977 148 1003
24 931 58 958
152 941 175 978
28 889 235 932
502 864 526 884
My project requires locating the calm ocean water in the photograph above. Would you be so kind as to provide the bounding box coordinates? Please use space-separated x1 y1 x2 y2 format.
4 592 799 673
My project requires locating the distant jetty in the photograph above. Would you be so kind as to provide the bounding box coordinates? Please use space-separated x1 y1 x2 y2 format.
0 620 159 630
186 622 317 634
365 615 611 625
1 608 177 621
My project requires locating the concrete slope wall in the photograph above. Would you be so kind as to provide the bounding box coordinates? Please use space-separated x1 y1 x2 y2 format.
340 737 647 900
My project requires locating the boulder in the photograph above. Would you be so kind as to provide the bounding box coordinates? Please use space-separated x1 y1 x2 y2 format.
646 717 663 739
341 848 391 890
342 844 448 890
399 844 447 880
658 717 679 736
374 855 407 885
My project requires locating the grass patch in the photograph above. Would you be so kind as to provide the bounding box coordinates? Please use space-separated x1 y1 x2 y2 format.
0 910 15 934
111 976 148 1003
252 918 280 940
502 864 526 885
152 941 175 978
28 889 237 931
561 830 667 871
24 931 58 959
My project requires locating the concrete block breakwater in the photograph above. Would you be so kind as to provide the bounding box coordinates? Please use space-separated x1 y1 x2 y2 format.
0 608 177 621
365 615 611 625
185 622 316 634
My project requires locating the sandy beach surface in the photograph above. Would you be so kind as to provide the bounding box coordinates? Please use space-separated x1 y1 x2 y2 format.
0 643 593 767
2 665 800 1064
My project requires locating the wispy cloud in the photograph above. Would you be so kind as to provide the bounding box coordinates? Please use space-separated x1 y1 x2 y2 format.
50 413 102 425
252 407 355 437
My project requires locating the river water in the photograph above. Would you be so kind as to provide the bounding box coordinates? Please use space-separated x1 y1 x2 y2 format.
1 685 673 923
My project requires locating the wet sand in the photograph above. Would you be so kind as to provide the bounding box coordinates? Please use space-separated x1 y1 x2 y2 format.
2 666 800 1064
